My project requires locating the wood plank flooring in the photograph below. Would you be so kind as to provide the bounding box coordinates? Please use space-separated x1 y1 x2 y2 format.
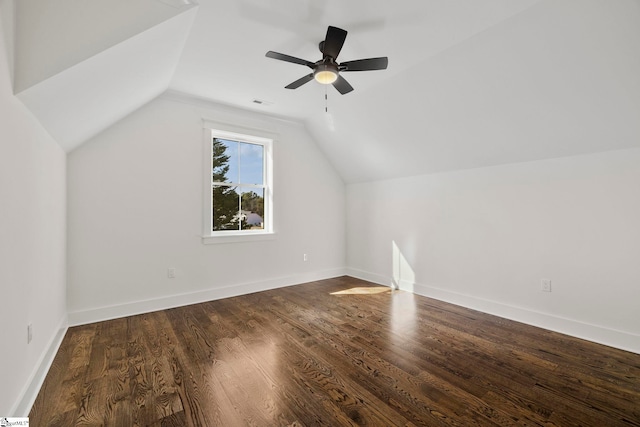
30 276 640 426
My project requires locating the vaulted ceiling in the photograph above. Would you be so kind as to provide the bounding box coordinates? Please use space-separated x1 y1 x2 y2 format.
7 0 640 183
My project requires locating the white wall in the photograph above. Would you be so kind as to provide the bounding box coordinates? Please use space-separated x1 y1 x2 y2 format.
67 93 346 323
347 148 640 353
0 2 67 415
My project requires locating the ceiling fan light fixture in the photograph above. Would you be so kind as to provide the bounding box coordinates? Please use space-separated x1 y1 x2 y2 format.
314 64 338 84
266 25 388 95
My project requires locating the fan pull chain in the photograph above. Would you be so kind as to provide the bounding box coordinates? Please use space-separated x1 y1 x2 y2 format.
325 85 329 113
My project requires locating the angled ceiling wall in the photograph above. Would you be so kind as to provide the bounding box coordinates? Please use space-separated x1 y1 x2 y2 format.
8 0 640 181
306 0 640 182
0 0 14 85
14 0 194 91
13 0 197 151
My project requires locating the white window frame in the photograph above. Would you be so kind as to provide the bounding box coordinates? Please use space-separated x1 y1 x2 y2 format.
202 121 275 244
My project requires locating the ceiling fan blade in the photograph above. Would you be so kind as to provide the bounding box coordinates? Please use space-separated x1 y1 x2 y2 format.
285 74 314 89
341 57 388 72
332 75 354 95
323 26 347 59
266 51 315 68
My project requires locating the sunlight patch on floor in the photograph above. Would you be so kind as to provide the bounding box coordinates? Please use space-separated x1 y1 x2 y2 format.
331 287 391 295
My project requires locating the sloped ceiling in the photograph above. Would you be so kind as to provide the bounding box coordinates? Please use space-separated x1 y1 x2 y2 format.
9 0 640 182
13 0 198 151
304 0 640 182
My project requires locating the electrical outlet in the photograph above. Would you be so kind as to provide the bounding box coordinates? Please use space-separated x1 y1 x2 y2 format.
303 254 308 262
168 268 176 279
541 278 552 292
27 324 33 344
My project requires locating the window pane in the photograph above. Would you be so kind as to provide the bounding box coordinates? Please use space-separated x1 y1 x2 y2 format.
212 138 238 183
212 186 240 231
239 142 263 185
208 130 271 237
240 188 264 230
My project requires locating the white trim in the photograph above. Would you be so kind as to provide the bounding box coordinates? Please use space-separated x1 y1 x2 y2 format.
202 127 212 234
201 119 278 142
205 125 274 145
68 268 348 326
345 267 396 289
345 268 640 355
10 316 68 417
202 231 276 244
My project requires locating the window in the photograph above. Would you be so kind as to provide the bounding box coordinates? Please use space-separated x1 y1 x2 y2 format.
203 125 273 242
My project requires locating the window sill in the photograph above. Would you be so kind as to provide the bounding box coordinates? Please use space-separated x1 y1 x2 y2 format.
201 232 276 245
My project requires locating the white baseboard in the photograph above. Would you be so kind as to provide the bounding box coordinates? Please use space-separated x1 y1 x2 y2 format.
346 268 640 355
345 267 395 289
68 268 347 326
10 316 68 417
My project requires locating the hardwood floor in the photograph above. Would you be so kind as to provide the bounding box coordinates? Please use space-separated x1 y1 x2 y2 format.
31 276 640 426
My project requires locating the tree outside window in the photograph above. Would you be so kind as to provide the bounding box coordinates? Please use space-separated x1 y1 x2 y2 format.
211 137 267 232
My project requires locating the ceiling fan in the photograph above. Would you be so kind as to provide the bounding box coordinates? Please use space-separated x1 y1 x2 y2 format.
265 25 388 95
